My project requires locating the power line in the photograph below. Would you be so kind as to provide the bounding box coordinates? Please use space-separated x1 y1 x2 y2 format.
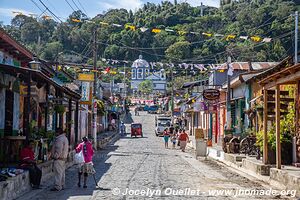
38 0 62 22
65 0 76 12
77 0 88 16
71 0 82 12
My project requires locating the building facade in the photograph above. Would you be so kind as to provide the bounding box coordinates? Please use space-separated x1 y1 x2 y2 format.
131 55 166 94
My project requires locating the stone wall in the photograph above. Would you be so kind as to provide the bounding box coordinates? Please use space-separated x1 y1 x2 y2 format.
0 171 31 200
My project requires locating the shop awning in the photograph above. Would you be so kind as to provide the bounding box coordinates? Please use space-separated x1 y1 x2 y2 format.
0 63 81 100
182 79 208 89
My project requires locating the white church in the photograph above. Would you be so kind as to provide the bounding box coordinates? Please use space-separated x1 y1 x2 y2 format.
131 55 166 94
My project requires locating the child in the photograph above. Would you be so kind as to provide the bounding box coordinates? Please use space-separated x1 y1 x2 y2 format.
163 128 170 148
171 134 177 149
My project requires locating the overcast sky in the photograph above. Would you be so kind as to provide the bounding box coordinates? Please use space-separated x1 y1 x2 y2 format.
0 0 219 25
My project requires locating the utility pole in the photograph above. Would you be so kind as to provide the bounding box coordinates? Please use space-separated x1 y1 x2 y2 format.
123 63 127 114
92 28 98 149
226 56 232 132
171 66 174 124
295 11 298 64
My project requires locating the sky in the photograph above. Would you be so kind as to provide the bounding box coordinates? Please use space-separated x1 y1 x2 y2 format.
0 0 220 25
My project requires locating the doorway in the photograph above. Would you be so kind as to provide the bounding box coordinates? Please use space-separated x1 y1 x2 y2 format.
4 89 14 136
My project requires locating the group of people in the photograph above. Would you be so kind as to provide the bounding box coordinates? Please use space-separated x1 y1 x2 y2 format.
162 125 190 152
19 128 95 191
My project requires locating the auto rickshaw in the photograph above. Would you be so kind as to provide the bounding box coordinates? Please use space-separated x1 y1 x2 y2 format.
131 123 143 137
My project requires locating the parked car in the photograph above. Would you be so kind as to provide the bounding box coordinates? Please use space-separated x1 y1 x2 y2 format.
155 116 171 136
147 105 159 114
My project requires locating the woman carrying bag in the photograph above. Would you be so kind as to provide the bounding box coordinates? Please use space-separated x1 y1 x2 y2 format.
75 137 95 188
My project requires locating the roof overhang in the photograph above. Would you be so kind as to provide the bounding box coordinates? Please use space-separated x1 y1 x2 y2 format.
258 63 300 89
0 29 33 65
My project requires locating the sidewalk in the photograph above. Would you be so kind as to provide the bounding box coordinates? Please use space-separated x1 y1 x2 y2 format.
203 145 300 195
2 131 119 200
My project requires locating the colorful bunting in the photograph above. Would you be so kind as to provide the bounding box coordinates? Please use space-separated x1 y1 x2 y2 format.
100 21 109 26
178 30 187 35
250 36 262 42
226 35 236 41
112 23 122 27
239 36 249 40
202 32 213 37
125 24 136 31
152 28 162 33
140 27 148 32
71 18 81 23
262 38 272 43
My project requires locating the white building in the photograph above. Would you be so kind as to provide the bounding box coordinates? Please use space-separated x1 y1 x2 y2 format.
131 55 166 94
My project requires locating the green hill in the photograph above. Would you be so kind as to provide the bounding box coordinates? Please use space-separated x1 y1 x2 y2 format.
2 0 297 64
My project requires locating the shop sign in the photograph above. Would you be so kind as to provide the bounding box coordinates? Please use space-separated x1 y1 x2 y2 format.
20 84 38 96
203 89 220 101
78 73 94 82
80 82 90 102
195 128 204 139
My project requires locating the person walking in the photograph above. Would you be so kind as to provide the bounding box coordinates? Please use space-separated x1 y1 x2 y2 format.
19 140 42 189
75 136 95 188
179 129 189 152
50 128 69 191
120 121 126 136
177 129 182 147
169 124 174 135
163 128 170 148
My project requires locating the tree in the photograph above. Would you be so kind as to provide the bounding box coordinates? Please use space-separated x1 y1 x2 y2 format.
41 42 63 61
165 41 191 62
138 80 153 95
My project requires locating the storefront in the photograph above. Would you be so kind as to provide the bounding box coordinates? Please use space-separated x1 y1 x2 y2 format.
0 29 81 166
254 55 299 169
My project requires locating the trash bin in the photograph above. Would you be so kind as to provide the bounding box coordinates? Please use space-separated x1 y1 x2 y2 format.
195 128 207 157
195 139 207 157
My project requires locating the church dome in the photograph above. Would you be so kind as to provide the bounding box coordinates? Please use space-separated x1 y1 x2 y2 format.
131 55 149 68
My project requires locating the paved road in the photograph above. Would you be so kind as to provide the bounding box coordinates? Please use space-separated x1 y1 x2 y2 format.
19 112 295 200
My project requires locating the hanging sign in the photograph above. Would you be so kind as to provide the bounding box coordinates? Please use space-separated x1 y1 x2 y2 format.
203 89 220 101
78 73 94 82
80 82 91 103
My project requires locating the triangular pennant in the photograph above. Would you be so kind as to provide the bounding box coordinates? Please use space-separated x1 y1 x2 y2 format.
178 30 187 35
239 36 248 40
262 38 272 43
140 27 149 32
112 23 122 27
99 21 109 26
125 24 136 31
165 28 175 32
250 36 262 42
152 28 162 33
226 35 236 41
202 32 213 37
71 18 81 23
215 33 224 37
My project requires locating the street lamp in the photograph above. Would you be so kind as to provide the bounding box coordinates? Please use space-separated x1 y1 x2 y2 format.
29 58 41 71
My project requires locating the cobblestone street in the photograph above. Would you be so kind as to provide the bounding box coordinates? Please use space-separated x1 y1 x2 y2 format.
19 112 295 200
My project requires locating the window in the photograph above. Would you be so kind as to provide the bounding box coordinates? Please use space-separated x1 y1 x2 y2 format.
137 69 143 79
160 70 165 80
132 69 136 79
145 69 149 77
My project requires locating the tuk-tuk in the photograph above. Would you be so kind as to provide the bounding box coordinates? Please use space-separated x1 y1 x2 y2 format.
131 123 143 137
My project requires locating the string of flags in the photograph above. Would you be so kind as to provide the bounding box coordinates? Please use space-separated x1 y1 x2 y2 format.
65 57 236 76
71 18 273 43
11 11 273 43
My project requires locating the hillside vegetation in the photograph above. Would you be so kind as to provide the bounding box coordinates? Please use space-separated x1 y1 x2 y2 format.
2 0 297 64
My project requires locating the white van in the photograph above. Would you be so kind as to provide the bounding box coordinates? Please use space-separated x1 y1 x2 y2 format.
155 116 171 136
